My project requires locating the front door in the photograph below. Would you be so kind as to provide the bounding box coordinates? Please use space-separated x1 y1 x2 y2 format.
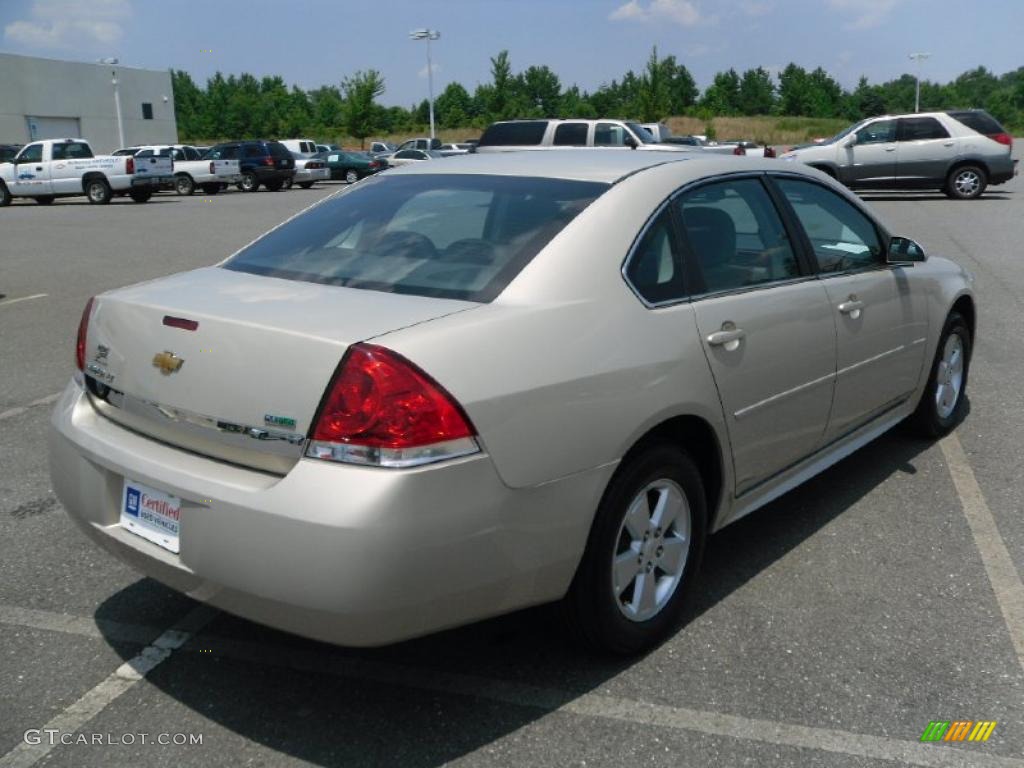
895 116 957 188
773 176 927 442
839 118 897 187
11 143 51 195
675 176 837 494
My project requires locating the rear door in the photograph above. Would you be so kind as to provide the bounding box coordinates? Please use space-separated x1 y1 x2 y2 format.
839 118 897 187
772 176 927 442
677 175 837 494
11 143 51 195
895 116 956 187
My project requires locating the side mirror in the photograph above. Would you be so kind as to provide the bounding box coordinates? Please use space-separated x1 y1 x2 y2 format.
624 135 638 150
843 134 857 148
887 236 926 265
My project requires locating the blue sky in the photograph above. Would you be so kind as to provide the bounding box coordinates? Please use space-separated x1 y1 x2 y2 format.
1 0 1021 106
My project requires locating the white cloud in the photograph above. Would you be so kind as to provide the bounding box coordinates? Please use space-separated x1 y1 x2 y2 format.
4 0 132 49
609 0 702 27
828 0 901 30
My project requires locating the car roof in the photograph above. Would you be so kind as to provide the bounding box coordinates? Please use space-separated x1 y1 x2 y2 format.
383 148 715 183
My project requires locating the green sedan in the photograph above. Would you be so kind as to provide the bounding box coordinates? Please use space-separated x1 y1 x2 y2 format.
313 150 384 184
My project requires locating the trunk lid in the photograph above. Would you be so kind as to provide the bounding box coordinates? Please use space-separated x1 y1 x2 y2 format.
84 267 476 473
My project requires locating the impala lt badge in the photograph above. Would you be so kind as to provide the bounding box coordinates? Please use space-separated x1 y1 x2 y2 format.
152 351 184 375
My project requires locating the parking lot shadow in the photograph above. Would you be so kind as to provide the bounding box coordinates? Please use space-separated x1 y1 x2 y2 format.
94 428 937 766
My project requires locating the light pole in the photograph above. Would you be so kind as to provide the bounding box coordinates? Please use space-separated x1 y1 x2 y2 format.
908 52 931 113
98 57 125 147
409 29 440 140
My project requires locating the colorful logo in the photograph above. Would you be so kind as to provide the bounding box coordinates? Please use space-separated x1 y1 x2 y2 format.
920 721 997 743
125 488 140 517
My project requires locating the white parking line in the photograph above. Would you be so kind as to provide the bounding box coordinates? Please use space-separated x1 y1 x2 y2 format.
0 602 1019 767
0 392 61 422
0 605 216 768
941 432 1024 674
0 293 47 308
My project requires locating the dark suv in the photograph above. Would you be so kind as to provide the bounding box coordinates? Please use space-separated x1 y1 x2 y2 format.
204 140 295 192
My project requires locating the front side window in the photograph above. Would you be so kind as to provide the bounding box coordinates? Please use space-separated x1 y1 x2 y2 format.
553 123 588 146
594 122 628 146
16 144 43 164
855 119 896 144
676 178 800 294
898 117 950 141
224 174 607 302
775 177 882 273
625 209 685 304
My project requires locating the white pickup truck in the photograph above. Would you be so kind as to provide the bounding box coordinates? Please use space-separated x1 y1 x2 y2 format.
0 138 173 206
128 145 242 195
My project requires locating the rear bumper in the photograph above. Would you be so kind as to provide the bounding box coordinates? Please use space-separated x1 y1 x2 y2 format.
132 175 174 188
988 156 1017 185
49 381 609 646
293 168 329 183
253 168 294 182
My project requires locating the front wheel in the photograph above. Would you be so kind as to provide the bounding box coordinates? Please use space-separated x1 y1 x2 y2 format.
86 178 112 205
129 189 152 203
175 174 195 196
238 172 259 192
345 169 359 184
909 311 972 437
563 444 707 654
0 181 10 207
945 165 987 200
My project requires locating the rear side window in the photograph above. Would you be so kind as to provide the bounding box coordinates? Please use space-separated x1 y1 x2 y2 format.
776 178 882 273
947 110 1005 135
677 178 800 294
224 174 607 302
553 123 588 146
477 121 548 146
625 209 686 304
898 117 949 141
52 142 93 160
243 145 264 158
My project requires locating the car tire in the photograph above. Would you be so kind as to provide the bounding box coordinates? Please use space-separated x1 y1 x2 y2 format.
129 189 152 203
0 181 10 207
345 169 359 184
201 184 220 195
238 172 259 193
909 311 972 438
265 180 284 192
281 177 293 190
175 174 195 196
945 165 987 200
563 443 707 655
86 178 112 205
34 195 55 205
298 182 314 189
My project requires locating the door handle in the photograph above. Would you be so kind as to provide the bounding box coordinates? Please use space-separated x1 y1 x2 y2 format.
943 141 955 147
838 296 864 317
35 166 43 171
706 326 746 350
884 147 896 152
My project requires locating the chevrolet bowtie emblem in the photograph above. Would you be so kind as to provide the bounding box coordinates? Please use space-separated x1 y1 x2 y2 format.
152 351 184 375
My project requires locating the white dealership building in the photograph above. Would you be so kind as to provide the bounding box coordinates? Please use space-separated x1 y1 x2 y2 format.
0 53 178 153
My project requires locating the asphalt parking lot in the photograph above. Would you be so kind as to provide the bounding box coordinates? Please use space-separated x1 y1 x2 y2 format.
1 167 1023 767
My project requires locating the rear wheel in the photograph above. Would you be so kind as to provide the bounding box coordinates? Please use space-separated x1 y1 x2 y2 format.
34 195 55 205
86 178 112 205
0 181 10 207
563 444 707 654
298 181 314 189
238 172 259 193
128 189 152 203
174 174 195 196
200 183 220 195
264 180 284 192
345 169 359 184
910 311 972 437
945 165 987 200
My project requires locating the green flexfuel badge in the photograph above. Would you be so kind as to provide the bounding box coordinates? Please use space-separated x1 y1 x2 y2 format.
264 414 296 430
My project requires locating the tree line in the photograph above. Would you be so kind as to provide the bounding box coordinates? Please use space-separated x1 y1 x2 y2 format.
171 48 1024 145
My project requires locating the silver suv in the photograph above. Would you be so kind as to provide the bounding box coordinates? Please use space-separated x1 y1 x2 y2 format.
780 110 1016 199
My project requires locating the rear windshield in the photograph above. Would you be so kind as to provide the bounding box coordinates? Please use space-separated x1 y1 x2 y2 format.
947 110 1005 135
223 174 607 302
478 121 548 147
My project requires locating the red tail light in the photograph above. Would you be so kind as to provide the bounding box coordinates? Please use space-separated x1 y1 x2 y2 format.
75 297 95 371
209 161 215 174
307 343 478 467
125 157 134 174
262 156 275 166
990 132 1013 148
733 145 746 156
